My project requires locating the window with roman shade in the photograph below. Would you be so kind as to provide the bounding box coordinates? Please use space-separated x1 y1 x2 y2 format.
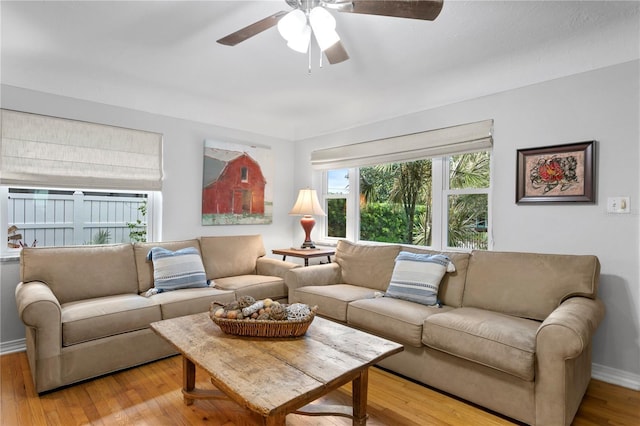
311 119 494 250
310 119 493 170
0 109 163 190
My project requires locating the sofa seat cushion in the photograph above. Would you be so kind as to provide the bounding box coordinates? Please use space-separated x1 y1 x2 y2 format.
422 307 539 381
213 275 287 301
61 294 161 347
347 297 454 347
294 284 378 322
150 287 235 319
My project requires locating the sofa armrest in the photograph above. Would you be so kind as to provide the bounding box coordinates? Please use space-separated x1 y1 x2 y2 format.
536 296 605 359
535 296 605 425
15 281 63 359
256 257 300 278
16 281 62 328
285 263 341 302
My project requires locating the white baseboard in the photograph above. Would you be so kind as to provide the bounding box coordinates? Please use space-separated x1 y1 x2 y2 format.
0 338 26 355
592 362 640 390
1 339 638 391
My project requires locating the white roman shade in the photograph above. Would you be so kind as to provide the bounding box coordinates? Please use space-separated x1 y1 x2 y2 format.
311 119 493 170
0 109 163 190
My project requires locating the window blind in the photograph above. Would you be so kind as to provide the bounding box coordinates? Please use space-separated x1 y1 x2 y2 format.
310 119 493 170
0 109 163 190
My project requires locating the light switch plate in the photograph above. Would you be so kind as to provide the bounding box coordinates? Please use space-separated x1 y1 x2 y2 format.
607 197 630 213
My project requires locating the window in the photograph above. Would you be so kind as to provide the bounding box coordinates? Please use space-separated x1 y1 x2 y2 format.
444 151 490 250
321 150 491 251
312 120 493 251
0 109 163 256
325 169 349 239
3 187 155 254
241 167 248 182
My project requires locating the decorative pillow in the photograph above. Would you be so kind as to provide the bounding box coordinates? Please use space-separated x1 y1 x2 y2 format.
385 251 456 306
146 247 208 293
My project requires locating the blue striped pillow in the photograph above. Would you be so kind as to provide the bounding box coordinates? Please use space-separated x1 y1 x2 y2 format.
146 247 208 292
385 252 455 306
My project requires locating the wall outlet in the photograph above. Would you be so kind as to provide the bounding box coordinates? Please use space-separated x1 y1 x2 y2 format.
607 197 630 213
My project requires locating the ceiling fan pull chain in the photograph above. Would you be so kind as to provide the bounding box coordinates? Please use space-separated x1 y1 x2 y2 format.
308 41 312 74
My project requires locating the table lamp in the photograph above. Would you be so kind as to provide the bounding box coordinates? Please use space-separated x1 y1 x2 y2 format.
289 189 326 249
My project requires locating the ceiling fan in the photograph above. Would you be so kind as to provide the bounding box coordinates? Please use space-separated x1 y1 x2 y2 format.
217 0 443 65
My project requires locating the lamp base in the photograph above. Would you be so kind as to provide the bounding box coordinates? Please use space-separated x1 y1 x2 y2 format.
300 240 316 249
299 215 317 250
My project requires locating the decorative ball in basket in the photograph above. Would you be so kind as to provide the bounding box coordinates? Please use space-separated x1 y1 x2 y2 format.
209 296 318 338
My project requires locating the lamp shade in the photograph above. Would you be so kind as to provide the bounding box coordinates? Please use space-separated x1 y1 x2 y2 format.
289 189 326 216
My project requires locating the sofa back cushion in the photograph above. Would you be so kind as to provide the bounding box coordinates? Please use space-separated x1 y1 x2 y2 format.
334 240 400 291
400 246 470 307
134 239 202 293
20 244 138 304
200 235 266 279
463 250 600 320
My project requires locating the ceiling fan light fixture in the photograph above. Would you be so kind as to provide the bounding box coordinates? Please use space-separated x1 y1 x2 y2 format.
287 24 311 53
309 6 340 51
277 9 307 41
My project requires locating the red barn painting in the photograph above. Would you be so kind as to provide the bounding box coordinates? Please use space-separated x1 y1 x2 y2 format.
202 147 270 223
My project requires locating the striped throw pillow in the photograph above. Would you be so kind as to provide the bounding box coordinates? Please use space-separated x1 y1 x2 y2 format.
146 247 208 292
385 252 455 306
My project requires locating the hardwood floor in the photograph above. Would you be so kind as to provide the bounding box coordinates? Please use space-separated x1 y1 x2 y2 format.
1 351 638 425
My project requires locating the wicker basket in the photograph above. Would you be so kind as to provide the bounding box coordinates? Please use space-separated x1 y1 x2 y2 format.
210 312 315 337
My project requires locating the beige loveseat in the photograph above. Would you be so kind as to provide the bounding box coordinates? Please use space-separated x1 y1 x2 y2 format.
286 240 604 426
15 235 298 393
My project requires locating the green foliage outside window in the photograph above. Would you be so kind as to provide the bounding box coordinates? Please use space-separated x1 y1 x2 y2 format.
354 152 489 249
127 201 148 243
327 198 346 238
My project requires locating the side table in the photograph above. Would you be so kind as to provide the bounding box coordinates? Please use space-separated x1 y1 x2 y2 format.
272 247 335 267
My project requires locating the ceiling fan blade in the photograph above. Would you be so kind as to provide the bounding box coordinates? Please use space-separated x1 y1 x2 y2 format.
346 0 443 21
324 41 350 64
217 10 288 46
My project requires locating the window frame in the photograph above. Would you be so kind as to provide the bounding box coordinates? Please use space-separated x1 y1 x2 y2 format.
322 168 359 243
1 185 160 258
319 151 492 251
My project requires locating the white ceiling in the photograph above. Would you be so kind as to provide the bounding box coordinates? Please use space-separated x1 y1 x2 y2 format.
1 1 639 140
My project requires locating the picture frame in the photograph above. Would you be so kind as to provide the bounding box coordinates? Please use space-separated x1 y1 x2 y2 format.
202 140 273 225
516 141 595 204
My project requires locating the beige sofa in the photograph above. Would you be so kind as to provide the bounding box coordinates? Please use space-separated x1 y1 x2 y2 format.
15 235 298 393
286 240 604 426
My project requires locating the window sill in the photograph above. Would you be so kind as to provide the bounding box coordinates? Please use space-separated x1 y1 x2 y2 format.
1 253 20 262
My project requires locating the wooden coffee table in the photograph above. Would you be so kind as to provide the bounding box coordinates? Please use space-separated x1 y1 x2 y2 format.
150 312 403 425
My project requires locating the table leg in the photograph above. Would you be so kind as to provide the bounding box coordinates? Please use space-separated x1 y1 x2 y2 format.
352 369 369 425
183 356 196 406
326 255 332 263
304 258 309 267
281 255 287 262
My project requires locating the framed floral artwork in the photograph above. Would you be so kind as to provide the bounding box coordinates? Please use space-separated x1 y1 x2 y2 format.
516 141 595 203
